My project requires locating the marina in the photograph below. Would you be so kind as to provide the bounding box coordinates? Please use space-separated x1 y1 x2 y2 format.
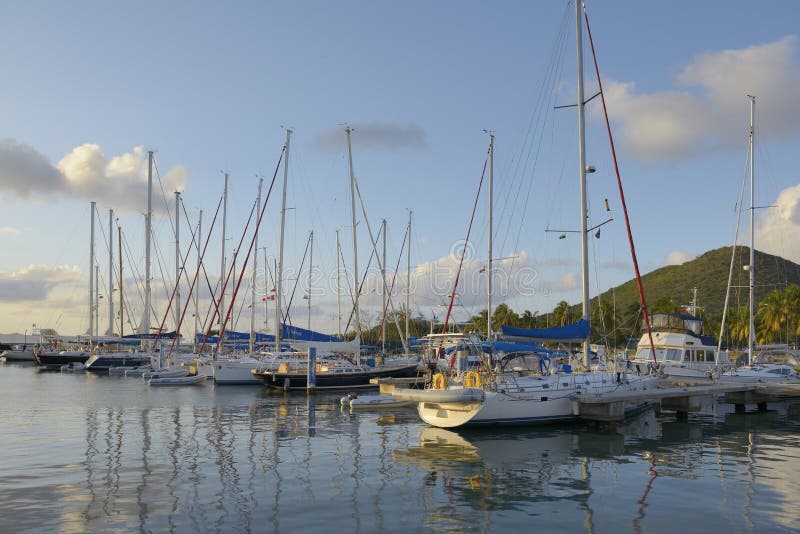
2 361 800 532
3 0 800 532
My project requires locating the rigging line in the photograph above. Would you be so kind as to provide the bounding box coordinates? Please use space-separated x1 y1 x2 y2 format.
497 2 572 260
168 193 225 357
119 230 146 310
151 156 178 240
352 179 409 351
202 194 259 354
495 1 571 249
343 232 383 336
216 149 285 351
584 3 657 365
117 228 140 332
178 199 219 316
151 206 203 345
283 231 312 327
376 224 409 344
718 141 752 353
443 154 489 338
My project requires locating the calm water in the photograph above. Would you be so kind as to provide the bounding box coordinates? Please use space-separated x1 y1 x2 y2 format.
1 362 799 533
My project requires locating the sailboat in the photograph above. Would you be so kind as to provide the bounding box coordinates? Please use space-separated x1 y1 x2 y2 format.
392 0 659 428
720 97 800 384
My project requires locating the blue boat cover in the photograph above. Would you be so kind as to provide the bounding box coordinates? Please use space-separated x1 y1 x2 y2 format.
196 324 342 344
500 319 590 342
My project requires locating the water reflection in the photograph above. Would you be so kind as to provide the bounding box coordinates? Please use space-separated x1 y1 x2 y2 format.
2 360 800 533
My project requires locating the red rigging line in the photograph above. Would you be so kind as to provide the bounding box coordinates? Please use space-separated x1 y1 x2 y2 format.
376 224 409 344
167 194 224 357
583 4 657 364
210 145 286 353
200 194 260 354
441 151 490 336
152 210 203 345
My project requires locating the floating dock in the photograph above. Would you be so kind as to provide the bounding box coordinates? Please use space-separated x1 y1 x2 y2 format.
575 381 800 422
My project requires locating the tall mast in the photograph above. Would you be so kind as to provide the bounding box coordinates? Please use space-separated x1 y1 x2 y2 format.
219 172 229 333
107 209 114 336
406 210 412 348
336 229 342 338
195 210 202 352
174 191 181 334
276 129 292 350
263 247 268 333
89 201 95 339
308 230 314 331
487 132 494 341
95 265 100 337
118 225 123 337
748 95 756 366
576 0 590 367
142 150 153 336
251 177 263 354
381 219 387 353
346 126 361 364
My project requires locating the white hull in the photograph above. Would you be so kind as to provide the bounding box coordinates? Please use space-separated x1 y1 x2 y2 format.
213 358 262 385
409 373 658 428
343 393 414 409
2 349 36 361
720 365 800 384
148 374 206 386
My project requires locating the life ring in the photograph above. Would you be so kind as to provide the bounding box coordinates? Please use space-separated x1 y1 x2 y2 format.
432 373 447 390
464 371 483 389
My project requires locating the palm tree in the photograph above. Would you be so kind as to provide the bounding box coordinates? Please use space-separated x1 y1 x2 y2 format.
757 286 799 344
726 307 750 348
551 301 576 327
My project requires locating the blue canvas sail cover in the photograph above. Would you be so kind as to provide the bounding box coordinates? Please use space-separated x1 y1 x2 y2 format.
196 324 342 345
123 331 178 340
500 319 590 343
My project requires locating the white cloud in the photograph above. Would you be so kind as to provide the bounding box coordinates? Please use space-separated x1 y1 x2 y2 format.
0 141 187 213
0 226 21 236
756 182 800 263
665 251 694 266
601 36 800 162
558 272 578 291
0 264 82 302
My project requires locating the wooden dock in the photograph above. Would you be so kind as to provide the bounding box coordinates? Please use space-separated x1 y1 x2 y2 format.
575 381 800 422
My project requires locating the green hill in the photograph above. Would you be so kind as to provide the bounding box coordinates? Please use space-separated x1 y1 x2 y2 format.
595 247 800 318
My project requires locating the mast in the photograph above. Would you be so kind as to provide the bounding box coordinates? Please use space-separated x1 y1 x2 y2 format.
576 0 590 367
174 191 181 334
95 265 100 337
263 247 268 333
220 173 229 333
406 210 412 348
107 209 114 336
487 132 494 341
346 126 362 364
251 178 263 354
748 95 756 366
118 225 123 337
89 201 95 339
308 230 314 331
336 229 342 338
381 219 387 353
142 150 153 337
275 129 292 351
195 210 202 352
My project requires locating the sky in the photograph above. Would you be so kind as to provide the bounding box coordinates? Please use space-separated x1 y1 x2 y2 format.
1 0 800 338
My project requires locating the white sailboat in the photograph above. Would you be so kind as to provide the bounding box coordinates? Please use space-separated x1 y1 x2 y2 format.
392 0 658 428
720 97 800 384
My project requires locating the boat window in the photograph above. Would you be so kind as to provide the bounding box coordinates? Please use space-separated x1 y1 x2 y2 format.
684 350 691 361
665 349 682 361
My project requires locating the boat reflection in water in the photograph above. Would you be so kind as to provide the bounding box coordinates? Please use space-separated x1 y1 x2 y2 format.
390 404 800 533
2 359 799 533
